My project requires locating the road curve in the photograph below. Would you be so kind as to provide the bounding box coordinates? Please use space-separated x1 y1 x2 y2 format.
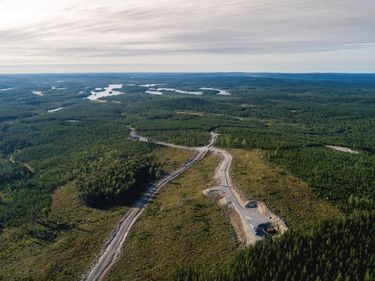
83 130 285 280
206 146 286 244
82 131 216 281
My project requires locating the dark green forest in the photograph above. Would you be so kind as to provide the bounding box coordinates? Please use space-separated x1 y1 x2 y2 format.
0 73 374 280
172 214 374 281
0 101 158 227
270 147 374 214
78 155 162 206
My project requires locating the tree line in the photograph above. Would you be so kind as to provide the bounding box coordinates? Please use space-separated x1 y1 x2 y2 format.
78 156 162 207
172 214 374 281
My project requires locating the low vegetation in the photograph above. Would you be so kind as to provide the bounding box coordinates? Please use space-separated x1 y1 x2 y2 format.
270 147 375 214
230 149 343 230
106 154 238 281
0 118 154 227
0 146 192 280
0 73 374 281
173 214 374 281
0 183 127 280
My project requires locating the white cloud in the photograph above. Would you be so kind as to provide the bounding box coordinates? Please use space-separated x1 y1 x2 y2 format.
0 0 374 72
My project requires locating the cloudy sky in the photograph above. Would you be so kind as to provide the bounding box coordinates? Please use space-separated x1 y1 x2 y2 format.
0 0 374 73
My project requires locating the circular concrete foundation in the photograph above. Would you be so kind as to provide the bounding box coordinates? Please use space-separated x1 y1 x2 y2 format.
262 223 278 236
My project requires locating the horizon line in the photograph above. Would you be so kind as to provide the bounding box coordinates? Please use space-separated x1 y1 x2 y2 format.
1 71 375 76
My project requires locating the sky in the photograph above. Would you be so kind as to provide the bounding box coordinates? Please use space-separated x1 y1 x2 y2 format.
0 0 374 73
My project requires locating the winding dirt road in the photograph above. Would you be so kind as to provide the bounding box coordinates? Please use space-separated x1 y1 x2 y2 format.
83 130 284 280
206 146 286 244
82 131 216 281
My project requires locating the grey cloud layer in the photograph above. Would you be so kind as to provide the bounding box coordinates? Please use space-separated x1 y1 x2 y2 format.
0 0 374 70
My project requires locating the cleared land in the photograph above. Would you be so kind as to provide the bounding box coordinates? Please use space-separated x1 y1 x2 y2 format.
205 146 286 245
230 149 343 230
105 153 238 281
0 183 126 281
325 145 359 154
84 134 210 281
0 147 192 281
153 147 194 174
88 131 283 280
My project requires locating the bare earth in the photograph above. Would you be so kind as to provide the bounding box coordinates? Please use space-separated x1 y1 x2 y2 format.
205 145 287 244
82 130 285 280
82 130 214 281
325 145 359 154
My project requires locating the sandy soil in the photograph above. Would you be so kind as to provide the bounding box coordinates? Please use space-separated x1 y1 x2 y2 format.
83 129 286 280
205 145 287 245
82 130 214 281
325 145 359 154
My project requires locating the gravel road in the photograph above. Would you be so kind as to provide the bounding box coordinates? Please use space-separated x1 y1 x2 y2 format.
83 130 284 280
207 146 280 244
82 131 215 281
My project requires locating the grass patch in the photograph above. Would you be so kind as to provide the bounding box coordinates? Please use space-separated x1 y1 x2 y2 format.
0 146 192 281
106 153 238 281
230 149 343 231
153 146 194 174
0 183 126 281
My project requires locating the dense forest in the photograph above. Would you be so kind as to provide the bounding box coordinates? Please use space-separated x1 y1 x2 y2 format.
0 73 374 280
270 147 374 214
0 159 32 185
78 156 162 206
0 106 157 227
0 83 159 227
172 214 374 281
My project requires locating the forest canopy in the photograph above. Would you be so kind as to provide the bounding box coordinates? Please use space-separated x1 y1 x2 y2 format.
78 156 162 207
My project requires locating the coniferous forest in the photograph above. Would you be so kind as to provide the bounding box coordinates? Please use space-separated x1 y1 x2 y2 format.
0 73 374 280
172 215 374 281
